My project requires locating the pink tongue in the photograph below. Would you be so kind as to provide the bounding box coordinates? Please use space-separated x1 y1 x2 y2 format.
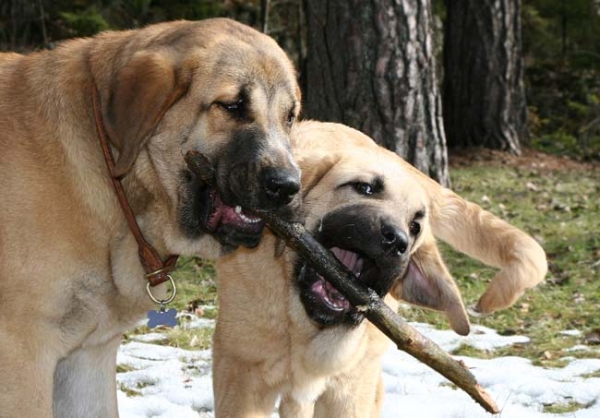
312 278 350 311
309 247 364 311
330 247 364 277
207 191 224 230
207 191 261 229
323 280 345 300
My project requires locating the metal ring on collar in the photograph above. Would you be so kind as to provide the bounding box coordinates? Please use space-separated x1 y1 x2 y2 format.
146 275 177 305
145 266 173 279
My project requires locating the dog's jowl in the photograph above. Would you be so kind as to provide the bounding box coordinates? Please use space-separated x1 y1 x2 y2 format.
0 19 300 417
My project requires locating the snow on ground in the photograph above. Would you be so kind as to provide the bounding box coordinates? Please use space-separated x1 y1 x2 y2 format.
117 319 600 418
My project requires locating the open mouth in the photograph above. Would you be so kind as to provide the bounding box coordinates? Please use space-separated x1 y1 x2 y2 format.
186 184 266 249
205 189 265 233
310 247 364 312
204 188 267 249
297 246 379 326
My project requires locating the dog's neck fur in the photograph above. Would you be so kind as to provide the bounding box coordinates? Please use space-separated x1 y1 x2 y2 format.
215 232 395 398
2 38 178 297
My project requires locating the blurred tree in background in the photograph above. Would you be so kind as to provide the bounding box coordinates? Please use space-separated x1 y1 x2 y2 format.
443 0 527 155
303 0 450 185
521 0 600 160
1 0 598 161
0 0 228 48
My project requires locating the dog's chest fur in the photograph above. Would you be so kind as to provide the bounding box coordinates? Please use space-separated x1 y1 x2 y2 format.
215 233 394 402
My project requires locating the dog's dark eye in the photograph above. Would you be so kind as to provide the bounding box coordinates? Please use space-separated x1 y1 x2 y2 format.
348 177 383 196
352 182 374 196
286 110 295 128
218 99 245 117
409 221 421 236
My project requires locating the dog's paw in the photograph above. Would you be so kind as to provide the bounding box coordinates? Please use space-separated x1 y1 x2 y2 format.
467 304 490 318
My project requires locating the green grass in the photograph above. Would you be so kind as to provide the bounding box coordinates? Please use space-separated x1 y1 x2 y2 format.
169 257 218 316
116 364 136 373
152 326 214 351
118 383 142 397
543 400 596 414
402 161 600 365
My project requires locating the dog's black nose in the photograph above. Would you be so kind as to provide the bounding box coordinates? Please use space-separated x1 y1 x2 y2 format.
262 168 301 206
380 223 408 255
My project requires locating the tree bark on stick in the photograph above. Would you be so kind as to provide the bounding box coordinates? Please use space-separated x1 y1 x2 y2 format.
185 151 499 414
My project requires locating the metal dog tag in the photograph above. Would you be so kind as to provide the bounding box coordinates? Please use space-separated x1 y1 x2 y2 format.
146 275 178 328
147 305 178 328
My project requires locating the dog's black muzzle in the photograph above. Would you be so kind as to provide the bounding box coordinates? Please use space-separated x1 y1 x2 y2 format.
295 204 410 327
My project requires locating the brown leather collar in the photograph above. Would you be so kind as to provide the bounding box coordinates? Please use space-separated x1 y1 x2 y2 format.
92 87 178 287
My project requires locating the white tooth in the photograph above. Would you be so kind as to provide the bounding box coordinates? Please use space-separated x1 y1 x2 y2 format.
235 206 242 214
355 258 364 277
239 213 261 224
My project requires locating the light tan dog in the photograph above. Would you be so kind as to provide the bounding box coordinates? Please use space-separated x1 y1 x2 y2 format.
213 121 547 417
0 19 302 417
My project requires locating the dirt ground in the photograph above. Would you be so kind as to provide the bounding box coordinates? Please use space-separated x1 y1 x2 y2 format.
449 148 599 172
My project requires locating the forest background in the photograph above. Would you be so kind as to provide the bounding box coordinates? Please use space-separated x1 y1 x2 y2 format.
2 0 600 163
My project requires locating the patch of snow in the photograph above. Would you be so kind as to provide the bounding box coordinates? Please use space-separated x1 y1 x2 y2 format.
559 330 582 337
117 323 600 418
407 322 530 352
130 333 169 343
565 345 592 352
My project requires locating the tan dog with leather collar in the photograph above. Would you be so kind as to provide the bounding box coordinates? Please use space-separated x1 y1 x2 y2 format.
213 121 547 417
0 19 301 417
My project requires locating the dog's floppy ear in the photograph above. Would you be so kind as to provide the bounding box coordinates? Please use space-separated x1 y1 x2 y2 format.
428 187 547 314
102 51 191 177
297 151 340 200
391 233 470 335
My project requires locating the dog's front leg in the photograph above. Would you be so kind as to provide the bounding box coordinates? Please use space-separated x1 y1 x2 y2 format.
278 396 314 418
212 351 279 418
313 360 383 418
0 330 57 418
53 336 120 418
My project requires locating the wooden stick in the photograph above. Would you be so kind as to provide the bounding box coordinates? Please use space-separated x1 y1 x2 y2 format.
185 151 500 414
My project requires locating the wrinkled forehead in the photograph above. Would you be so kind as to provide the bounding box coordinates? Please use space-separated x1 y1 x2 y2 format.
336 149 429 202
333 149 404 180
290 121 429 207
199 36 298 99
291 121 375 156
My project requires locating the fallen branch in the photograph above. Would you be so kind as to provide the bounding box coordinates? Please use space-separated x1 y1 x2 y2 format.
185 151 500 414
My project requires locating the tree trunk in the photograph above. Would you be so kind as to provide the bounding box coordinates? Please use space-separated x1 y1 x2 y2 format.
261 0 270 33
442 0 527 154
302 0 450 187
